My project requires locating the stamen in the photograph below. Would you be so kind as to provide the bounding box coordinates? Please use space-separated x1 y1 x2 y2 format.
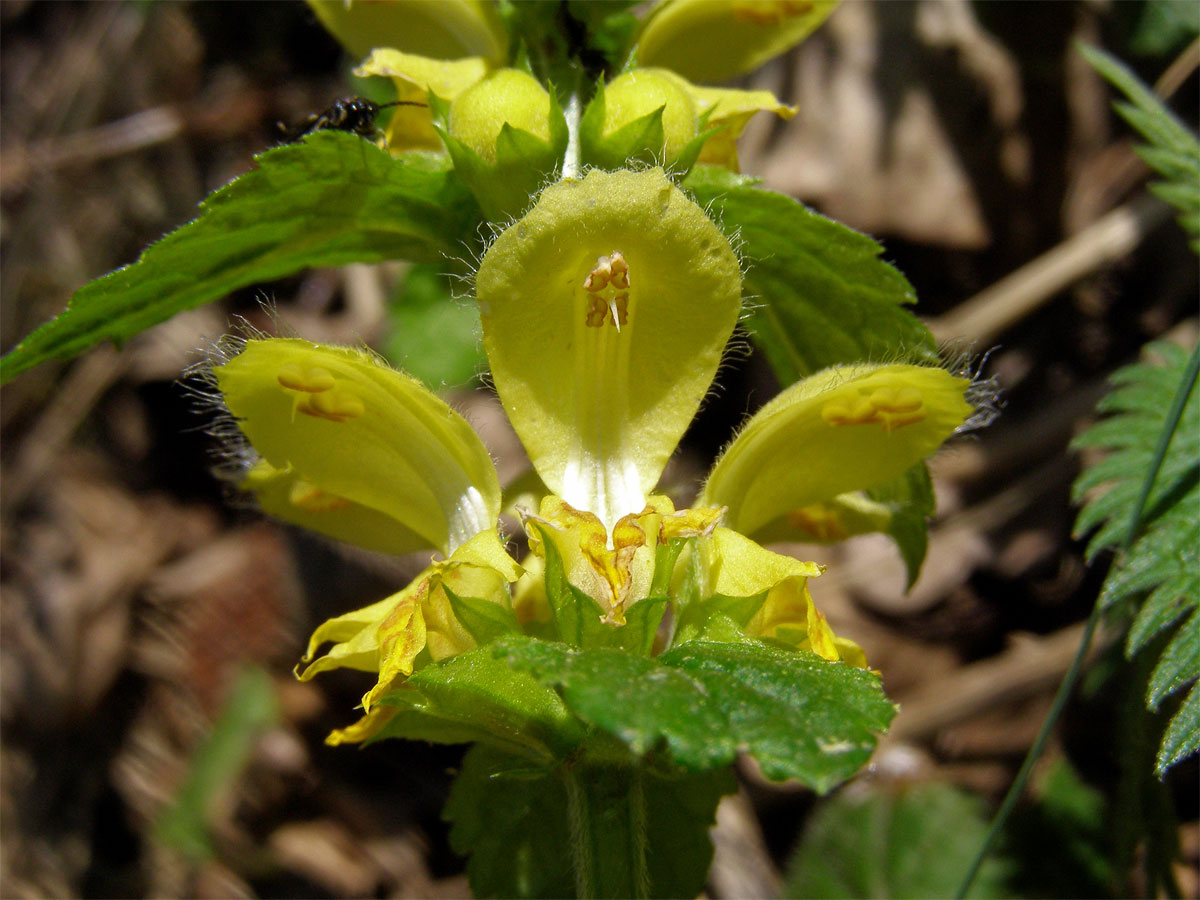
787 504 848 541
821 387 927 431
289 478 352 512
298 388 365 423
277 364 336 392
581 251 631 331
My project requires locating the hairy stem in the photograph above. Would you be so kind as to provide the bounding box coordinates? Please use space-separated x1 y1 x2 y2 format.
563 93 582 180
564 762 650 899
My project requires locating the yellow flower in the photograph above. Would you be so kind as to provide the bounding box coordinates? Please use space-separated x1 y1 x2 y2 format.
209 168 979 740
702 363 974 541
583 67 795 172
524 495 723 627
476 167 975 655
308 0 507 65
210 337 520 727
295 531 517 713
476 168 742 530
308 0 824 174
656 69 796 170
353 48 493 152
636 0 840 83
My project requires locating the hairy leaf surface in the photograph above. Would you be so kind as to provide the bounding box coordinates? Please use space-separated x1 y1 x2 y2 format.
2 133 482 382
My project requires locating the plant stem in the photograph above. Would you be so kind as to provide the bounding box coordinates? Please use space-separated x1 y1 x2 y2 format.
565 766 596 899
564 762 651 899
563 93 582 180
953 602 1102 898
957 341 1200 897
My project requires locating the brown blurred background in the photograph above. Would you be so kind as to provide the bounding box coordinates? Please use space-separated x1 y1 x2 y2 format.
1 1 1196 897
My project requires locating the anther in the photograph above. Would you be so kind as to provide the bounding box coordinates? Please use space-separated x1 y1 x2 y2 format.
298 389 365 423
290 479 352 512
821 386 926 430
277 364 336 393
582 251 632 330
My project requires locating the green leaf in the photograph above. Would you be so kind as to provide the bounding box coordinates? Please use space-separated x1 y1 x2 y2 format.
496 637 735 767
1112 486 1199 653
784 783 1011 899
563 1 641 73
866 462 936 588
1080 44 1200 247
1072 339 1200 776
1158 682 1200 773
374 646 584 760
445 745 577 899
444 587 523 645
659 641 896 790
682 165 938 385
1 133 484 383
154 667 279 860
673 592 763 646
496 636 895 792
1130 0 1200 56
1072 342 1199 560
384 264 486 388
445 743 735 899
638 765 736 899
1147 607 1199 709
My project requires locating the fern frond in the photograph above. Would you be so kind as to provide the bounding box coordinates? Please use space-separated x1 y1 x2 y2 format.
1071 340 1200 777
1080 44 1200 250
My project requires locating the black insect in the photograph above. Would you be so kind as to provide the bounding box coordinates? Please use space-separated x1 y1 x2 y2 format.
277 97 426 143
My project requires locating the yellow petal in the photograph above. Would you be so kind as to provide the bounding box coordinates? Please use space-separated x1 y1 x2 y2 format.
832 636 868 670
751 492 893 544
244 459 434 556
697 527 866 666
743 574 827 652
524 497 649 625
309 0 507 63
702 526 823 599
215 338 501 555
654 70 795 169
451 528 523 583
325 706 399 746
298 537 515 691
512 552 553 626
355 49 490 150
365 534 516 709
295 592 399 680
367 582 430 709
636 0 840 83
703 363 973 538
476 168 742 529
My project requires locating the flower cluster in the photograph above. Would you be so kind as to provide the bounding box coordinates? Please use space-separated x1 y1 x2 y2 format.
202 0 985 744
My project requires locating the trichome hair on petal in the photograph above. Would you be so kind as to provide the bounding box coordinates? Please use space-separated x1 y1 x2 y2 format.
941 341 1003 433
180 323 265 493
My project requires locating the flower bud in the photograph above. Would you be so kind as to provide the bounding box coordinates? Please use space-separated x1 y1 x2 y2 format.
448 69 553 163
602 69 697 163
